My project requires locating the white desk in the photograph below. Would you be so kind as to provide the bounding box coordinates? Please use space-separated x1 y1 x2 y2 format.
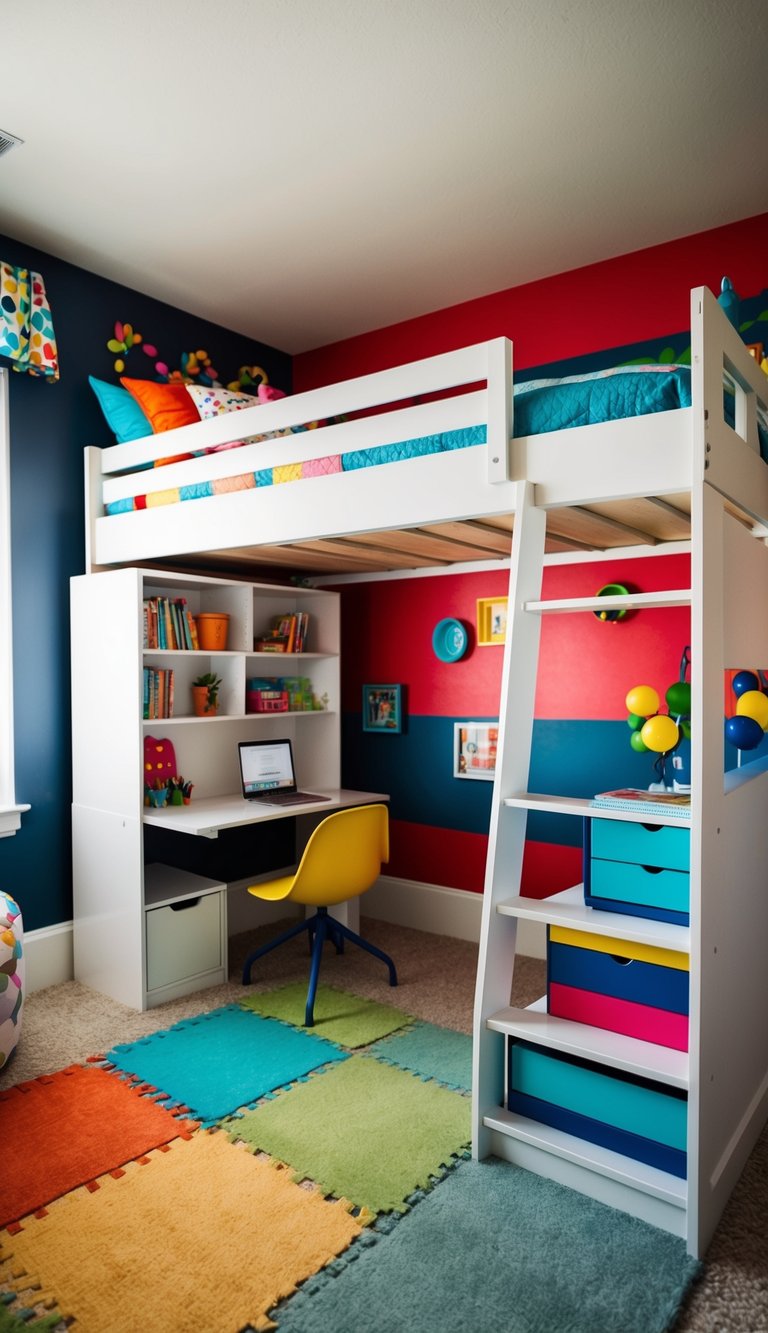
144 788 389 934
143 788 388 838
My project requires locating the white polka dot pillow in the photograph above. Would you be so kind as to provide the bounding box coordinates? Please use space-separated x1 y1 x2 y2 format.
185 385 261 418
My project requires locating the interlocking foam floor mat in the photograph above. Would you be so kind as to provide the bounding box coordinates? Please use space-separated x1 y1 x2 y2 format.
0 1064 196 1229
104 1004 348 1124
240 982 413 1047
370 1020 472 1091
228 1053 471 1215
0 1130 364 1333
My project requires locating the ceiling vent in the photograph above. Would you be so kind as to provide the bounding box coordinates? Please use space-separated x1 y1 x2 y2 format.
0 130 23 159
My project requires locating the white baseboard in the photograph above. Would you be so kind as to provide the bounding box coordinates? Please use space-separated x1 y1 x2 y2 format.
363 875 546 959
23 921 74 994
23 875 545 993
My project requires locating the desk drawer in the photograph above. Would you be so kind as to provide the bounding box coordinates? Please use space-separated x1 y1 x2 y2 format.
507 1040 687 1178
146 892 224 993
590 819 689 871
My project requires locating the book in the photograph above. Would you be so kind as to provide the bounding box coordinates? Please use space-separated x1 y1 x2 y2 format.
185 607 199 650
590 788 691 819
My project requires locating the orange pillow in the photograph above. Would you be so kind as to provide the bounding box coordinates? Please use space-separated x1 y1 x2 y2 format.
120 378 201 434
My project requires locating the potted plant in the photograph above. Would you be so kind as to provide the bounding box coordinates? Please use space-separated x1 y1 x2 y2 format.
191 671 223 717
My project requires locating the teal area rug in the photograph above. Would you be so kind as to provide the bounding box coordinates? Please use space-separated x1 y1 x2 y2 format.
272 1156 702 1333
240 982 413 1047
371 1021 472 1091
104 1004 347 1124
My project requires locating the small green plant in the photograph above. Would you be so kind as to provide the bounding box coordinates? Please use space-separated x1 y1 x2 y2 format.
192 671 222 709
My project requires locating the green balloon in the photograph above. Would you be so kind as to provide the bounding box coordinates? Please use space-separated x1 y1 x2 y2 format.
626 712 644 731
665 681 691 716
680 719 692 740
630 730 649 752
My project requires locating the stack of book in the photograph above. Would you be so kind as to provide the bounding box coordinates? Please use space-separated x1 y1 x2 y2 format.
254 612 309 654
143 597 199 650
143 667 174 719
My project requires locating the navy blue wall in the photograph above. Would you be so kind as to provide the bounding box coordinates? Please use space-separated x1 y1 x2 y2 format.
0 232 291 930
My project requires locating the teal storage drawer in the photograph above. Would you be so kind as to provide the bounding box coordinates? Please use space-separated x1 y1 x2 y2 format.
510 1042 687 1150
507 1040 688 1177
589 859 689 915
591 819 689 871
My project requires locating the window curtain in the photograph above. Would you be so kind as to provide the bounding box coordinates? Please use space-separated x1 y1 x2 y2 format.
0 260 59 380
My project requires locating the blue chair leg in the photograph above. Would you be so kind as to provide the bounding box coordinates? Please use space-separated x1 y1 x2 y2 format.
305 909 331 1026
332 919 398 988
328 916 344 954
242 913 318 984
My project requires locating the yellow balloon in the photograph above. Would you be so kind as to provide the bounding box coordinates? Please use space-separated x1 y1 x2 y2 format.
736 689 768 730
640 714 680 753
625 685 660 718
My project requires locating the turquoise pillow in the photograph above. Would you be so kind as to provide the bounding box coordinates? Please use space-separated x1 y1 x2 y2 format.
89 375 152 443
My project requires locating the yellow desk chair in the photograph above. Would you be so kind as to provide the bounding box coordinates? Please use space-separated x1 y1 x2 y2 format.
241 803 397 1026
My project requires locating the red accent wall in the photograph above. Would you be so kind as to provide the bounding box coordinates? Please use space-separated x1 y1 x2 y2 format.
388 821 582 899
342 554 691 721
295 213 768 389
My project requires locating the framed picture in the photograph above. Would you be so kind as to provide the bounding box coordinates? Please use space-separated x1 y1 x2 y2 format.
476 596 508 645
362 684 403 733
454 721 499 779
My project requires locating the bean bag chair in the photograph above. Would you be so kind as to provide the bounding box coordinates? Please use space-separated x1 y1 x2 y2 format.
0 891 23 1069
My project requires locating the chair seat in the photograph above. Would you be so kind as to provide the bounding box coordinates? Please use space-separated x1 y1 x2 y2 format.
247 875 296 903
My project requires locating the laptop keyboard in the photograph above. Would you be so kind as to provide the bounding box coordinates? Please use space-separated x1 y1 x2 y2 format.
260 791 330 806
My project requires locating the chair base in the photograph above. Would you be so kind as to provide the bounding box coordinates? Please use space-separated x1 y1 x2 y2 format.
242 906 398 1026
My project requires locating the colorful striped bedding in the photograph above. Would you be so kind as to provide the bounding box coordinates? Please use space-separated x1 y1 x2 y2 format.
103 366 724 516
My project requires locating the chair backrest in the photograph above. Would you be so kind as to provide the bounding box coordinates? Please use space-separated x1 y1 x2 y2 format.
289 803 389 907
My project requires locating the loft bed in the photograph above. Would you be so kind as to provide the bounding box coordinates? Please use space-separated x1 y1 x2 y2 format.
82 287 768 1258
85 287 768 580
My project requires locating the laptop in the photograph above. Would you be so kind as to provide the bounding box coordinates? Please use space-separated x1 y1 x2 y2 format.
238 738 331 807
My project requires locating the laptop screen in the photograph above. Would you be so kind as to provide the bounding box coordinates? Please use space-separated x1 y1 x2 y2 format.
239 738 297 799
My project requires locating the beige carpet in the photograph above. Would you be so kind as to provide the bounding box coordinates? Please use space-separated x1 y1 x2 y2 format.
3 917 767 1331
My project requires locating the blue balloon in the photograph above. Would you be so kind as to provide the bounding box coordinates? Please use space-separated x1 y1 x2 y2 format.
725 714 763 750
732 670 760 697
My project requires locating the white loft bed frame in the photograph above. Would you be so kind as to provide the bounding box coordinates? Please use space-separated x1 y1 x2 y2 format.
83 288 768 1257
85 287 768 578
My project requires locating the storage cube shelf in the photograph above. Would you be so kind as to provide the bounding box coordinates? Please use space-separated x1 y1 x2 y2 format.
474 460 768 1257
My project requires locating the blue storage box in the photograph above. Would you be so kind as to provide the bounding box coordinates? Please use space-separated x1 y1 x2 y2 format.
584 818 690 925
507 1040 687 1178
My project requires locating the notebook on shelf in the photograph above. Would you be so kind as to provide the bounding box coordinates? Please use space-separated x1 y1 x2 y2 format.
590 788 691 819
238 737 331 807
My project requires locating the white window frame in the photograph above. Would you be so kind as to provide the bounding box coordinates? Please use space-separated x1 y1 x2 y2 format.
0 368 29 834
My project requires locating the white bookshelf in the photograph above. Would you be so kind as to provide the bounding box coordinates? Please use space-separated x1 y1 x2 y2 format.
70 566 340 1009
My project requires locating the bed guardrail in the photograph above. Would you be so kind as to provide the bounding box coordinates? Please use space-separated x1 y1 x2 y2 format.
85 338 515 568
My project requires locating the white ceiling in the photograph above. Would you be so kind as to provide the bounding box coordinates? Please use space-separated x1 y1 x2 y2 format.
1 0 767 355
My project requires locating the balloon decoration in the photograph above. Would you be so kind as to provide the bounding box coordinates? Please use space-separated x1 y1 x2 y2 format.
624 647 691 786
725 668 768 752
